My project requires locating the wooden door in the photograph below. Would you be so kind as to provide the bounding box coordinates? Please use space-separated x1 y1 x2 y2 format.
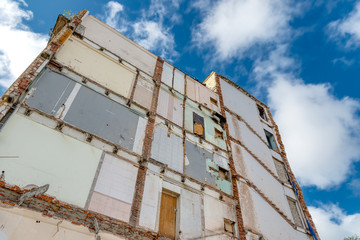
159 192 177 239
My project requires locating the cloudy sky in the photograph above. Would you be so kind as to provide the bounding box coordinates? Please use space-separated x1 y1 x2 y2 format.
1 0 360 239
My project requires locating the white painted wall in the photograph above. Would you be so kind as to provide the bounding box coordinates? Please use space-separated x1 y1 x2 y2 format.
55 37 136 98
151 124 184 173
226 112 276 173
231 141 293 220
203 195 236 236
220 78 266 139
0 207 125 240
238 181 309 240
81 15 157 77
0 114 102 208
89 153 138 222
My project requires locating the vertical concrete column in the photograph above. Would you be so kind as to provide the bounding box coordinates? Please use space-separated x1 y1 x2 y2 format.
129 57 164 227
266 107 320 240
214 73 246 240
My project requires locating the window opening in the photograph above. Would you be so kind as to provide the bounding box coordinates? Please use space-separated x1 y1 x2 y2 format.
215 128 223 139
219 167 230 181
193 112 205 138
264 130 278 151
210 97 218 106
287 197 304 228
257 105 268 121
224 219 235 236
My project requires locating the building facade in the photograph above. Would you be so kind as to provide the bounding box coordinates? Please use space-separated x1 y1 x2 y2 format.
0 10 319 240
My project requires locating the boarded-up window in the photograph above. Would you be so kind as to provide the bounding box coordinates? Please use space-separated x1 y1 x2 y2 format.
264 130 278 151
193 112 205 138
257 105 268 121
224 219 235 236
215 128 223 139
273 158 289 183
287 198 303 228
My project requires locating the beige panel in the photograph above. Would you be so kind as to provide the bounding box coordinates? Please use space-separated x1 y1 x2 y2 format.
89 191 132 222
55 37 135 98
81 15 157 76
156 86 183 127
133 75 154 109
0 114 102 207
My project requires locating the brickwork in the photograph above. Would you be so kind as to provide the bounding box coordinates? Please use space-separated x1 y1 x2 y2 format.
129 57 163 227
0 181 162 240
266 107 320 239
214 73 247 240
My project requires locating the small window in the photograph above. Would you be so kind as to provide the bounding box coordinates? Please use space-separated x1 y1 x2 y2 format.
273 158 289 183
257 105 268 121
214 128 223 139
193 112 205 138
224 219 235 236
264 130 278 151
219 167 230 181
287 198 304 228
210 97 218 106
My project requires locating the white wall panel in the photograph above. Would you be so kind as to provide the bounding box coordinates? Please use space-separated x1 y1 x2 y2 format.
0 114 102 207
55 37 135 98
81 15 157 76
179 189 202 239
173 69 185 94
231 141 293 220
220 78 265 139
161 61 173 86
238 182 308 240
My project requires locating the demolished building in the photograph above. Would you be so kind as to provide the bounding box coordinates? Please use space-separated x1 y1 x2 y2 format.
0 10 320 240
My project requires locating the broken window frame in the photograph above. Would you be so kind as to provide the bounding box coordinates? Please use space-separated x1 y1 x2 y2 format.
214 128 224 139
224 218 235 236
264 130 278 151
257 104 268 121
273 158 290 184
218 166 230 181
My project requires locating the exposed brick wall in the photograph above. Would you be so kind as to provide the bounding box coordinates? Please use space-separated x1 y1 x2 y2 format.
214 73 247 240
129 57 163 227
266 107 320 240
0 181 163 240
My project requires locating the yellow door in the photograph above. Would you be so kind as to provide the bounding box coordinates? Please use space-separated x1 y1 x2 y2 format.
159 192 177 239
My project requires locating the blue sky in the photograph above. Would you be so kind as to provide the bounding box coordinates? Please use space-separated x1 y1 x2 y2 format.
1 0 360 238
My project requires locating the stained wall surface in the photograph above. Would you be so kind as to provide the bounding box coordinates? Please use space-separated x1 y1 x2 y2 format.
156 85 183 127
80 15 157 77
0 114 102 207
88 153 138 222
55 37 136 99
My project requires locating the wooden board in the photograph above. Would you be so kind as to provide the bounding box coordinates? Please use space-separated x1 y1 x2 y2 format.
159 192 177 239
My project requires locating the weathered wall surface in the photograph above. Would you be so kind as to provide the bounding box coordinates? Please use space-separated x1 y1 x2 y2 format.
238 182 309 240
0 113 102 207
88 153 138 222
55 37 136 98
0 207 125 240
157 85 183 127
80 15 157 77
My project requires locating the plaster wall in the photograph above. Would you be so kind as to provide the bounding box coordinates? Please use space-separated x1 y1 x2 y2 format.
80 15 157 76
88 153 138 222
186 76 220 113
156 85 183 127
219 78 265 139
231 141 293 220
0 114 102 207
0 207 124 240
238 181 309 240
226 112 276 173
55 37 136 98
133 73 154 109
150 124 184 173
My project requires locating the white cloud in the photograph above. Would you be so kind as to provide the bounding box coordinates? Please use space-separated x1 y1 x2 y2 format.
253 45 360 189
192 0 298 60
327 1 360 48
101 0 179 61
309 204 360 240
0 0 47 88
